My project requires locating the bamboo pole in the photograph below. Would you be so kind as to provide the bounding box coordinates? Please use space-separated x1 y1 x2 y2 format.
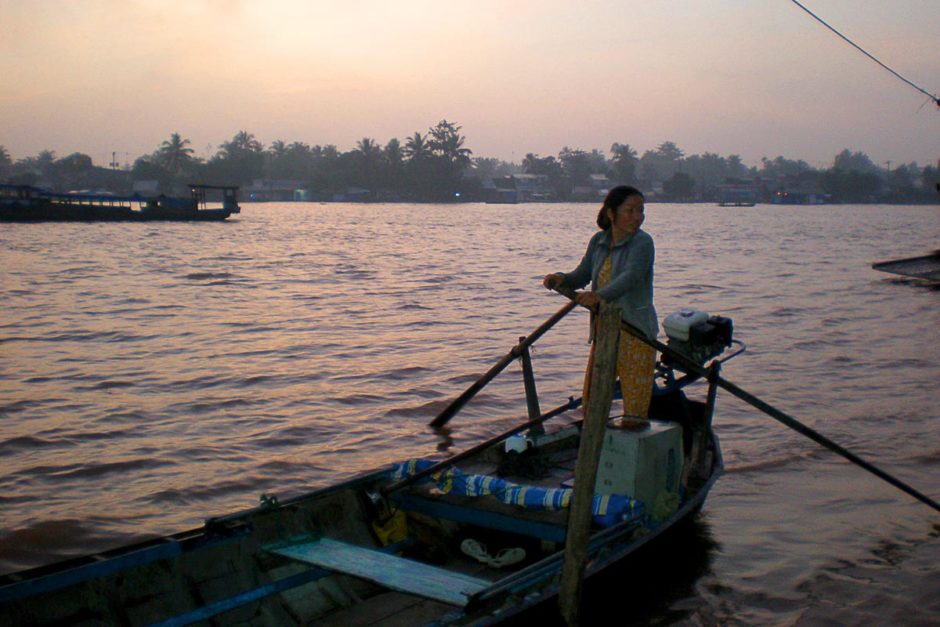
558 301 620 626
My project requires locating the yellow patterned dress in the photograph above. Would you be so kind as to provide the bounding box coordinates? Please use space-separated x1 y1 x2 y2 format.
582 254 657 418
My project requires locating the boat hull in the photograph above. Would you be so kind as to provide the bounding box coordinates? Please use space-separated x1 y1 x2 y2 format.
0 184 240 222
0 202 236 222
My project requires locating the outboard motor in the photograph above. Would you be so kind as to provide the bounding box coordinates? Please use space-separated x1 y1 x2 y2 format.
663 308 733 365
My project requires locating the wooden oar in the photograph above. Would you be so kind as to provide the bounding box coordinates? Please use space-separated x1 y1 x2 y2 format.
558 301 620 626
554 287 940 514
428 299 577 428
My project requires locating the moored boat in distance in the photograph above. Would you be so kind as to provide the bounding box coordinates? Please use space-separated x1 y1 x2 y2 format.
0 184 240 222
0 304 743 625
717 183 758 207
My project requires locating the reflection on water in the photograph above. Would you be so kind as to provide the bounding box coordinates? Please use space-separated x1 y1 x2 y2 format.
1 202 938 623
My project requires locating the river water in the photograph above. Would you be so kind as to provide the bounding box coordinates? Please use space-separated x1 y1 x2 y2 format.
1 202 938 624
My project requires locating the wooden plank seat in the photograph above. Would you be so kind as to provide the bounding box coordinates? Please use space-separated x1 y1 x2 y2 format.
271 538 490 607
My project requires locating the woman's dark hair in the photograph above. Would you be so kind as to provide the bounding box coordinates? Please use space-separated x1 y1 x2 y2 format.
597 185 644 229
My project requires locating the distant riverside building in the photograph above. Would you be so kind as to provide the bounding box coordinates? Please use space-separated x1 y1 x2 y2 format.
244 179 310 202
769 172 831 204
331 187 371 202
772 188 831 205
486 174 554 203
132 180 161 196
570 173 610 201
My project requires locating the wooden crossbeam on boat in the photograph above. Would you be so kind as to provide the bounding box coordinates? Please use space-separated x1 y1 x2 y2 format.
271 538 490 607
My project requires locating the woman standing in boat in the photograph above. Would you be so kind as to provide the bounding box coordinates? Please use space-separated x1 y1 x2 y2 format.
543 185 658 420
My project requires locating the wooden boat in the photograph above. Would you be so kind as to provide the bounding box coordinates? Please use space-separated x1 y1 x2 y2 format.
0 184 240 222
872 250 940 281
0 306 743 626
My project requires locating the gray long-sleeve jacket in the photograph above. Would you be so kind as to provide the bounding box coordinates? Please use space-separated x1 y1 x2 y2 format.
558 228 658 340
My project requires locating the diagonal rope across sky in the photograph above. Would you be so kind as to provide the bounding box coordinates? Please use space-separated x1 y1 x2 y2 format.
789 0 940 109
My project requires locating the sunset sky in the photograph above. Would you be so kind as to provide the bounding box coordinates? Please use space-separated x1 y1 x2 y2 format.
2 0 938 169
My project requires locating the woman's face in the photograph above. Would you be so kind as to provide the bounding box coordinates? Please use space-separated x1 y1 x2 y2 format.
608 194 645 235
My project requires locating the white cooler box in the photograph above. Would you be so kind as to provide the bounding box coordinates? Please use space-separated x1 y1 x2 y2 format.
594 420 684 507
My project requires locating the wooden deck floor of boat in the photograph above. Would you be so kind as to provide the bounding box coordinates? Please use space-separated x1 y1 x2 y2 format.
310 590 457 626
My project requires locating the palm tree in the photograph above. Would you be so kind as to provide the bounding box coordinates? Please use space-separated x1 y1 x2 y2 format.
522 153 540 174
214 131 265 185
403 132 429 161
655 141 685 163
286 142 310 158
428 120 472 167
610 143 638 165
522 153 562 178
440 134 473 168
267 140 288 160
0 145 11 179
219 131 263 159
727 154 746 177
265 140 288 178
36 150 57 170
380 139 405 193
158 132 195 174
355 138 383 186
558 147 592 185
383 138 403 167
610 143 638 182
355 137 382 160
419 120 473 200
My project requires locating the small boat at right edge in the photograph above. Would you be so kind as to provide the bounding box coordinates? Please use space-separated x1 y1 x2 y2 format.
872 250 940 281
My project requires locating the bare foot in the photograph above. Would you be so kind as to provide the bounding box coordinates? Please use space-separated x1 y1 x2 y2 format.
611 416 650 431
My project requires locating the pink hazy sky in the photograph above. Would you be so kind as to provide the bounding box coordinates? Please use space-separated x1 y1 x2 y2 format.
2 0 938 169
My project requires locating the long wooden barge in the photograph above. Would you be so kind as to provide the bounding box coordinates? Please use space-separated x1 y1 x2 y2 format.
0 184 240 222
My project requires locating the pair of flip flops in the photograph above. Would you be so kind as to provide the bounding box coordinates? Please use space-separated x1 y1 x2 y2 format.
460 538 526 568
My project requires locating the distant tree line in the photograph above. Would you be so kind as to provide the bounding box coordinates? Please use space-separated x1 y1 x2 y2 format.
1 125 937 203
128 120 474 202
